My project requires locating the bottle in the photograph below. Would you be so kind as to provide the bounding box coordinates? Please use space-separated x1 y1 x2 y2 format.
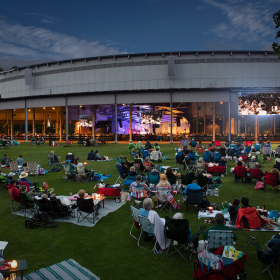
263 203 266 211
222 202 224 213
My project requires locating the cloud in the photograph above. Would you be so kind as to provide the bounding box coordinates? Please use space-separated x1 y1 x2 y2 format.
21 13 58 25
0 19 126 69
200 0 275 46
204 42 238 50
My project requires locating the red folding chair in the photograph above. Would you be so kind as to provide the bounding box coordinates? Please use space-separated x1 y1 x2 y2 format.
214 140 221 147
245 141 252 146
240 155 248 163
143 160 151 171
264 171 279 193
249 168 261 184
234 167 247 183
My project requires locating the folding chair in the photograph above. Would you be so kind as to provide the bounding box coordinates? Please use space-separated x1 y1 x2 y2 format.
0 241 8 258
9 161 20 176
35 198 50 215
130 185 147 208
214 140 221 147
196 177 208 195
263 147 272 158
143 160 151 171
181 174 195 186
148 171 160 186
167 176 177 188
250 168 262 184
182 189 203 213
233 168 247 183
165 216 205 262
137 215 158 252
77 198 98 224
130 206 141 240
196 147 204 153
20 193 37 217
228 149 237 157
185 159 196 172
181 140 188 149
27 161 38 176
246 141 252 146
206 230 235 251
63 165 75 181
257 154 265 168
115 163 127 185
76 165 89 183
156 186 172 212
8 189 21 213
255 144 261 152
97 187 121 202
48 154 57 167
264 171 279 193
48 198 74 219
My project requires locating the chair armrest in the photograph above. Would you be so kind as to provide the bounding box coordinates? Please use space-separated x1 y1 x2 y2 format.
191 226 207 241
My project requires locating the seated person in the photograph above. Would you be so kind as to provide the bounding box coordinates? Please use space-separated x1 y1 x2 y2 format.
184 171 196 179
19 172 35 188
175 148 184 160
6 157 12 167
151 148 162 161
273 157 280 172
94 150 105 160
129 175 150 192
65 152 75 163
156 174 171 188
230 141 237 149
131 148 137 157
7 179 20 202
228 198 240 225
19 184 39 207
251 147 257 156
258 138 264 146
1 154 7 166
128 140 134 153
182 146 190 156
188 150 196 161
64 160 76 175
254 141 261 151
270 168 280 184
16 155 24 166
144 140 152 149
166 167 176 179
220 144 227 156
78 189 101 215
51 151 60 162
218 157 226 167
90 137 96 146
251 162 264 177
274 146 280 156
184 180 201 194
213 151 221 163
204 213 237 241
77 138 84 144
128 166 138 178
196 157 206 173
197 141 203 149
235 157 247 167
77 162 91 176
190 138 197 148
233 161 248 181
235 197 268 229
139 198 170 254
145 156 155 168
245 145 251 154
225 140 230 147
143 148 150 159
85 138 90 146
266 140 271 147
154 141 160 150
87 150 95 160
203 149 211 162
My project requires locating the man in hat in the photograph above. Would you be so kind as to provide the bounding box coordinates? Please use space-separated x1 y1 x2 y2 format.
64 159 76 175
19 172 34 188
51 151 60 163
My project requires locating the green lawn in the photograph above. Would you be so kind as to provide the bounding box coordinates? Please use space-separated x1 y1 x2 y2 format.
1 142 279 279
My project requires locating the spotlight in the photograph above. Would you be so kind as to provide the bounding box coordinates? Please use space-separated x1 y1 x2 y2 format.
220 102 223 104
43 107 45 109
53 107 55 110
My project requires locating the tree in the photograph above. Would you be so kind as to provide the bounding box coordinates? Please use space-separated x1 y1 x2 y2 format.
0 68 3 72
272 10 280 57
12 66 18 69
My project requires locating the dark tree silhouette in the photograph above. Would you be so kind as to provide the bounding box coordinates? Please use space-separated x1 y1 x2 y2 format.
272 10 280 57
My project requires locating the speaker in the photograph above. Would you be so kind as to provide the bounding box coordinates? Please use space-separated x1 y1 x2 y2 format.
168 56 175 76
176 117 181 127
118 119 123 128
24 68 33 85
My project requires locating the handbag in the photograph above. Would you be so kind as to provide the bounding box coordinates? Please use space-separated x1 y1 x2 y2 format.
198 248 223 273
269 210 279 220
222 245 243 261
254 181 264 190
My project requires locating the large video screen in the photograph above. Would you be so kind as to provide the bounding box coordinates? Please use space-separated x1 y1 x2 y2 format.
141 111 162 124
239 92 280 115
79 115 92 127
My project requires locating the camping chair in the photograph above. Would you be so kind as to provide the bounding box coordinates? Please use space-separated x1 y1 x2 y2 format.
143 160 151 171
264 171 279 193
182 189 203 213
48 198 74 219
130 185 148 208
27 161 37 176
252 240 280 280
240 155 248 163
63 165 75 181
8 189 20 213
20 193 37 217
196 147 204 153
233 168 247 183
115 163 127 184
30 138 37 145
77 198 97 224
248 161 257 169
148 171 159 186
76 165 89 183
167 176 177 188
9 161 20 176
249 168 262 184
228 148 237 157
38 139 45 145
156 186 172 213
48 154 57 167
255 144 261 152
182 140 188 149
214 140 221 147
246 141 252 146
35 198 50 215
263 147 272 157
130 206 141 240
257 154 265 168
165 216 206 262
137 215 158 252
206 230 235 251
1 140 9 149
196 176 208 194
181 174 195 186
185 159 196 172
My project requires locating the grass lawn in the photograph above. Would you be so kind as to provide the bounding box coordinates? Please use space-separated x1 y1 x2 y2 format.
1 142 280 279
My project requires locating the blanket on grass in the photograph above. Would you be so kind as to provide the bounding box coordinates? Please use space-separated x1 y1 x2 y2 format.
23 259 100 280
226 222 280 232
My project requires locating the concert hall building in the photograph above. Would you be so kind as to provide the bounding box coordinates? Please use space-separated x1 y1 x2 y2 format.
0 51 280 142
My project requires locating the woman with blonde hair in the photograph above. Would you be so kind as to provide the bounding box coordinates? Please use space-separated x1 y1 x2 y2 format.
157 174 171 188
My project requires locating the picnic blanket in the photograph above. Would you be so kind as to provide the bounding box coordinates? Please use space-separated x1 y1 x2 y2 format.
89 159 114 162
226 222 280 232
94 173 112 180
23 259 100 280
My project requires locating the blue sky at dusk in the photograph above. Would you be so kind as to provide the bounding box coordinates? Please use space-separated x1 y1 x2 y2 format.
0 0 279 69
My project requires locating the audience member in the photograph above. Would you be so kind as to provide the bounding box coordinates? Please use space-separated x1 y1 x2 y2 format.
129 175 150 192
188 150 196 161
1 154 7 166
78 189 101 215
166 167 176 179
87 150 95 160
51 151 60 162
128 166 138 177
16 155 24 166
156 174 171 188
229 199 240 225
233 161 247 182
184 180 201 194
145 140 152 149
190 138 197 148
196 157 206 173
7 179 20 202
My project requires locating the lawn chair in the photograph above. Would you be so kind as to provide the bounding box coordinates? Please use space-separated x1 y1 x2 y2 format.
27 161 37 176
130 206 141 240
255 144 261 152
35 198 50 215
165 216 206 262
65 140 72 147
30 138 37 145
148 171 159 186
9 161 21 176
182 189 203 213
20 193 37 217
196 176 208 195
76 165 89 183
77 198 97 224
249 168 262 184
48 153 57 167
181 174 195 186
182 140 189 149
233 168 247 183
246 141 252 146
264 171 279 194
8 189 20 213
257 154 265 168
167 176 177 188
185 159 196 172
205 230 235 251
137 215 158 252
1 140 9 149
214 140 221 147
38 139 45 145
97 187 121 202
63 165 75 181
48 198 74 219
143 160 151 171
228 149 237 157
263 147 272 157
115 163 127 185
156 186 172 213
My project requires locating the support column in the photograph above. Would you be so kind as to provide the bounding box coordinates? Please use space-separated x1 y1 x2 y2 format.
56 109 59 135
274 117 276 134
6 110 9 136
43 110 46 135
59 107 62 141
228 100 231 142
129 104 132 141
10 110 13 140
271 117 273 135
258 119 260 135
237 119 240 134
25 106 28 142
223 103 225 134
92 105 95 138
204 102 206 134
114 103 118 144
33 109 35 136
251 118 252 136
196 102 198 134
66 105 68 141
212 102 215 141
255 116 258 141
170 91 173 144
244 119 246 134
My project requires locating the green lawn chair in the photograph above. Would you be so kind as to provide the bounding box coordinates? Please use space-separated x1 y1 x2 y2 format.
257 154 264 168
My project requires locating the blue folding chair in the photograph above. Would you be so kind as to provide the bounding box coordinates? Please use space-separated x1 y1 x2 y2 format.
148 171 160 186
115 163 126 184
